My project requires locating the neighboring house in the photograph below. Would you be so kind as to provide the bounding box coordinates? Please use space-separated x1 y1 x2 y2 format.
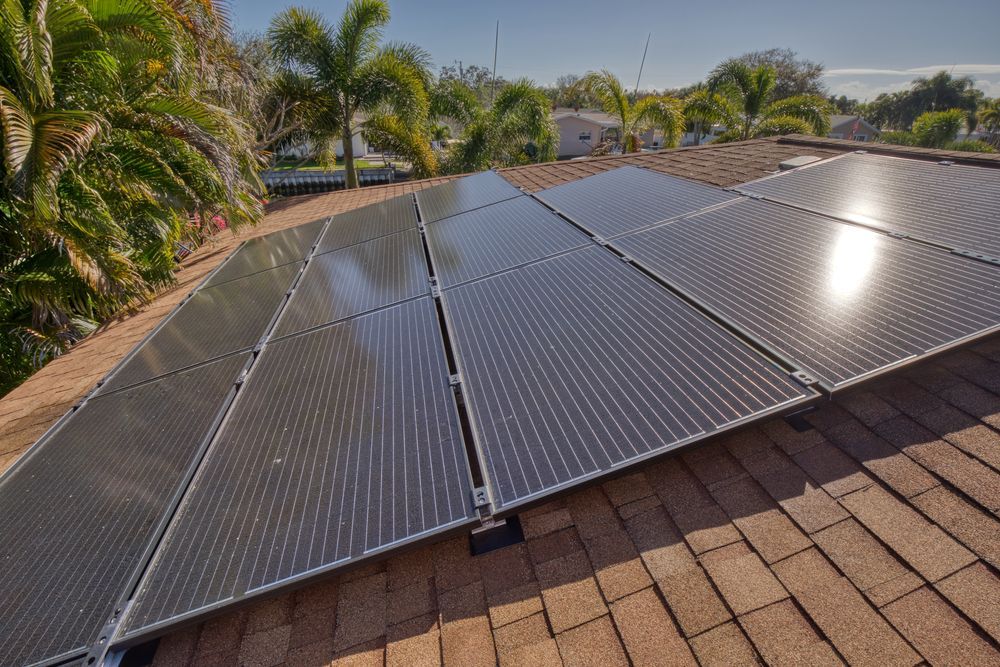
278 129 371 161
553 108 656 157
827 115 880 141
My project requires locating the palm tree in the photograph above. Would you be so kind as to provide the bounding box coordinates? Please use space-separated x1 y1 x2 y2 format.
573 70 685 152
979 99 1000 146
694 60 831 142
432 79 558 173
268 0 436 187
0 0 263 392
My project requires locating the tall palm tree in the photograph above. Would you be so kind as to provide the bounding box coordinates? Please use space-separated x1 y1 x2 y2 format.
268 0 436 187
573 70 686 153
432 78 558 173
0 0 263 392
695 60 831 142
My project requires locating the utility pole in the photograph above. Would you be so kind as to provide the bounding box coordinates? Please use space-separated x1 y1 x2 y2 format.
490 20 499 103
634 32 651 98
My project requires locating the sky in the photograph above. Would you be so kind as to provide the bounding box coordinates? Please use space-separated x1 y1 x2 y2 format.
229 0 1000 101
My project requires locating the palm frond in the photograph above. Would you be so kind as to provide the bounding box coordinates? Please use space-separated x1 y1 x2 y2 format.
763 94 832 135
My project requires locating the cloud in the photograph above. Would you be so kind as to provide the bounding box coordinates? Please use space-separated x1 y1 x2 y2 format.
825 64 1000 77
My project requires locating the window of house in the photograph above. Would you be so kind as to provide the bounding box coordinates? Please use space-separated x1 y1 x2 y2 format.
853 134 867 141
578 131 592 142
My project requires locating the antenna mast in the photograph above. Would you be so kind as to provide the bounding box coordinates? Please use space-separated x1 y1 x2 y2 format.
634 32 651 97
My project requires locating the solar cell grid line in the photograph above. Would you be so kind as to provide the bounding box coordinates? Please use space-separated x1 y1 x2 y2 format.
440 246 814 511
415 169 523 223
533 164 740 239
96 261 302 395
203 218 327 288
316 193 419 253
425 195 592 287
612 198 1000 390
0 353 249 667
273 229 430 337
737 151 1000 259
118 296 477 640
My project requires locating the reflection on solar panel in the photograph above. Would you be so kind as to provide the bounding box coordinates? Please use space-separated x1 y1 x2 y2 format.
0 354 248 667
416 170 522 223
442 247 813 512
97 262 301 394
120 297 476 640
738 152 1000 258
534 165 739 238
204 219 326 287
426 196 591 286
613 199 1000 389
275 229 429 337
316 194 418 253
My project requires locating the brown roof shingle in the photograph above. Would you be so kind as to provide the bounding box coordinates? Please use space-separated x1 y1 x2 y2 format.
5 136 1000 665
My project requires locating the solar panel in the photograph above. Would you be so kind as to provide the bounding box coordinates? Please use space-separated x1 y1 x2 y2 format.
119 297 476 640
441 247 814 512
534 165 739 238
737 152 1000 258
0 353 248 667
316 194 418 254
204 219 326 288
612 198 1000 390
274 229 430 337
425 196 591 287
416 170 522 223
97 262 301 394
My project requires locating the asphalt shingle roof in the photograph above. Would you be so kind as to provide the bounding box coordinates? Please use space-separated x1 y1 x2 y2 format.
3 135 1000 666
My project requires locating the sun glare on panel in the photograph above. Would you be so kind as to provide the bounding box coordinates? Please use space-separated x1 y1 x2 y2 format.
827 224 878 299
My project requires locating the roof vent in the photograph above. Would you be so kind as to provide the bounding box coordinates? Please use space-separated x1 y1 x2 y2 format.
779 155 821 170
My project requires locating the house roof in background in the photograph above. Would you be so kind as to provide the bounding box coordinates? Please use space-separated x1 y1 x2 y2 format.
552 108 621 128
3 135 1000 666
828 115 881 133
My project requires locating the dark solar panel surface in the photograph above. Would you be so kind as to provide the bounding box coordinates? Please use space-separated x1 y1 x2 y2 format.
316 195 418 253
443 247 813 511
98 262 300 394
613 199 1000 388
426 196 591 287
0 354 248 667
274 230 429 337
122 297 475 638
204 219 325 287
416 170 522 223
737 152 1000 257
534 165 739 238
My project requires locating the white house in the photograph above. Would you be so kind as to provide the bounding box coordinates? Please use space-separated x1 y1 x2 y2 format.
827 115 880 142
553 108 657 158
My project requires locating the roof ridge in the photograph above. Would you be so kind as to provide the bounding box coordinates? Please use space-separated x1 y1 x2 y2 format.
777 134 1000 167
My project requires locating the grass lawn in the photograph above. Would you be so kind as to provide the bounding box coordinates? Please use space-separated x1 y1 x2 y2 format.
270 158 383 171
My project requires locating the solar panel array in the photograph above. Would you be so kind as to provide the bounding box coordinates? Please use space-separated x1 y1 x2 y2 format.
2 155 999 664
737 152 1000 259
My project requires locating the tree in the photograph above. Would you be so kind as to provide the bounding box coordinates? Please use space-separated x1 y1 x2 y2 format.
547 74 598 109
879 109 994 152
573 70 686 153
0 0 263 393
829 95 859 114
268 0 436 187
439 63 505 106
980 98 1000 146
693 60 831 142
431 78 557 173
858 72 984 132
738 48 826 99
